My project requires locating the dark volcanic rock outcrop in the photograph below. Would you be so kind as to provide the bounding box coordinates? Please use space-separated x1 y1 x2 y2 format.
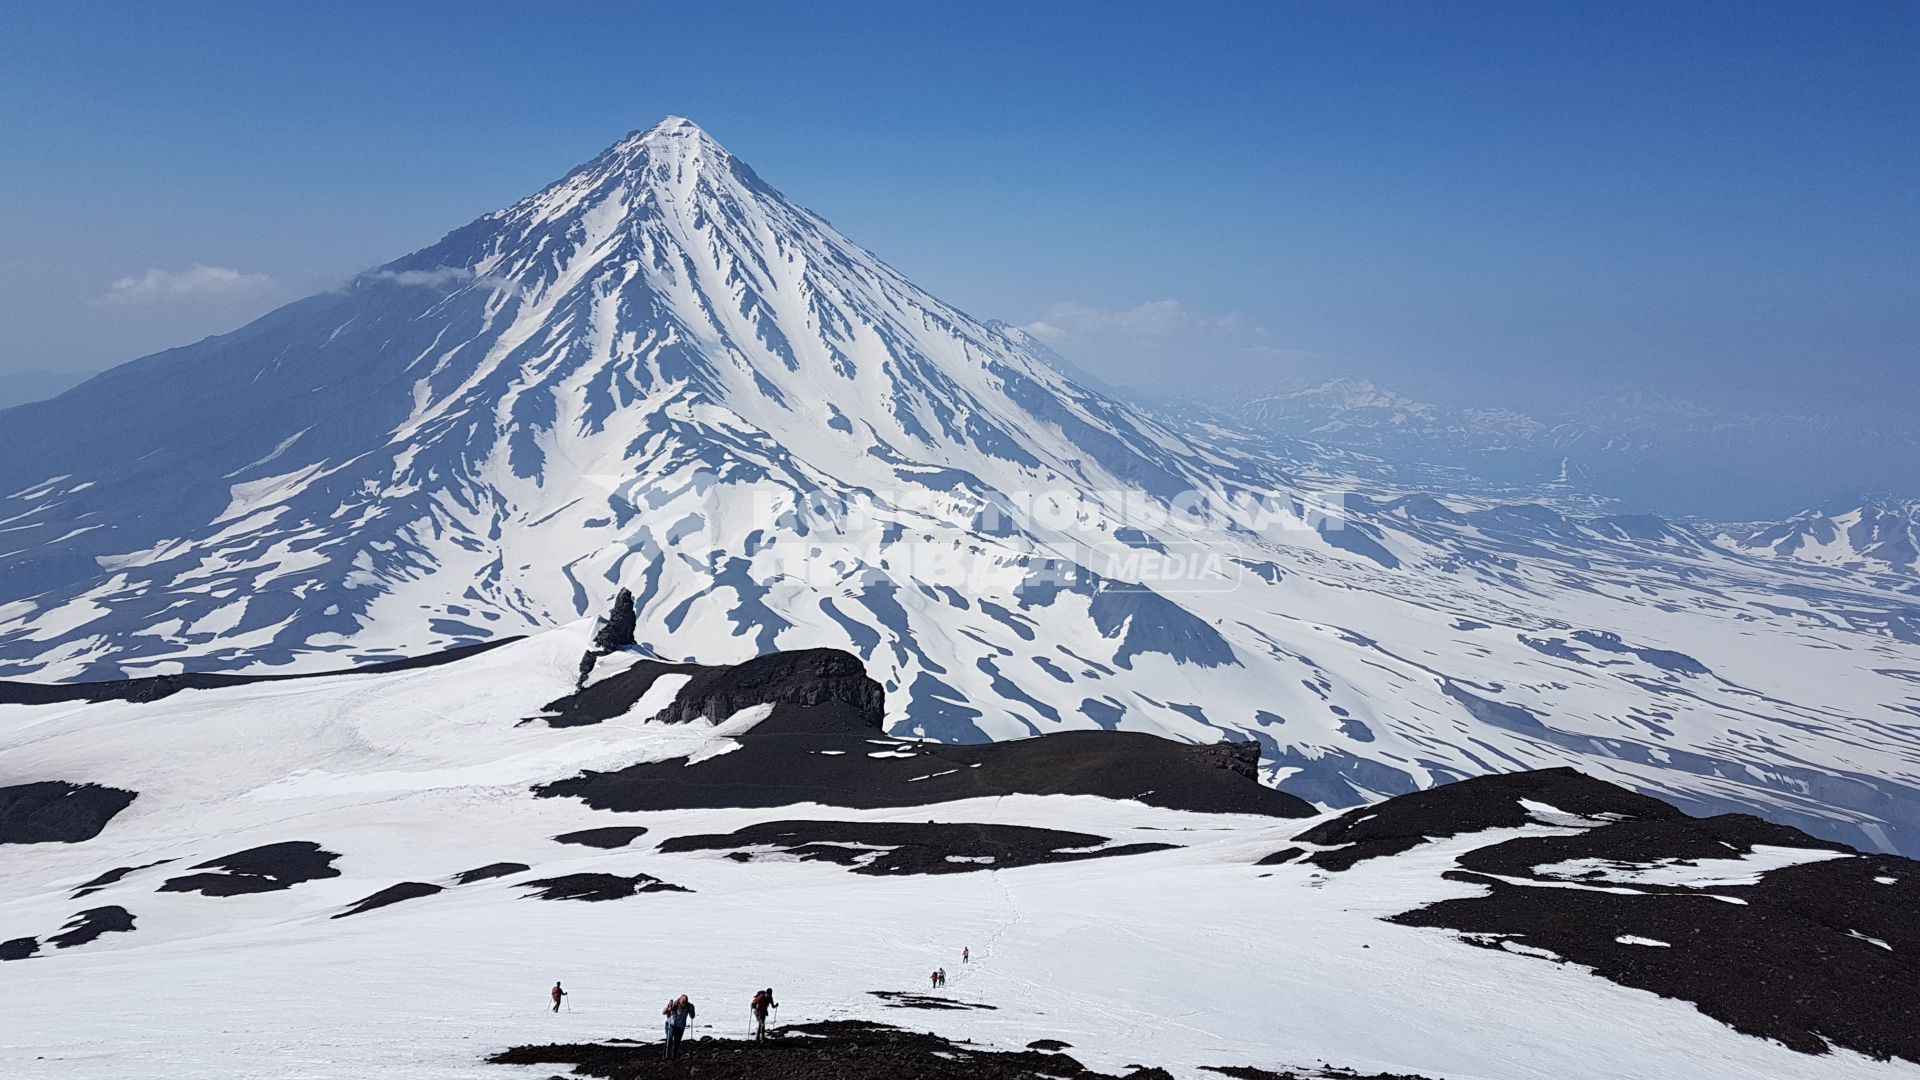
1288 767 1679 870
590 589 639 654
518 873 690 902
660 820 1175 875
653 648 885 727
538 658 706 727
574 590 642 689
1391 805 1917 1062
453 861 530 885
333 882 444 919
0 781 138 844
868 990 996 1010
541 647 885 729
158 841 343 896
0 937 40 961
73 859 173 898
47 906 136 949
493 1020 1219 1080
536 648 1311 818
1308 767 1920 1063
554 826 649 849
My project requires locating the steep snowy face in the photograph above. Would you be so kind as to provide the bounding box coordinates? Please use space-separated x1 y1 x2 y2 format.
6 120 1920 858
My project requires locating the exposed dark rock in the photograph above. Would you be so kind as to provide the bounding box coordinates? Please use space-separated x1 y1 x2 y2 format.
333 882 443 919
453 861 530 885
537 647 1308 818
158 841 343 896
1453 812 1850 882
72 859 173 898
535 659 706 727
0 937 39 961
518 873 691 902
1371 774 1920 1062
661 820 1174 876
554 826 649 849
1294 767 1679 870
868 990 996 1011
47 906 135 949
1198 1060 1443 1068
1028 1040 1072 1051
655 648 885 727
0 639 518 706
1255 848 1303 866
591 589 639 654
491 1020 1213 1079
0 781 138 845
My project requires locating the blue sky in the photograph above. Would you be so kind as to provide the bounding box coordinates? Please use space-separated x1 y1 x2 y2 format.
1 1 1914 422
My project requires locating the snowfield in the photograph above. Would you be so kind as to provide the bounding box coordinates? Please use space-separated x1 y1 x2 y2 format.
3 626 1916 1080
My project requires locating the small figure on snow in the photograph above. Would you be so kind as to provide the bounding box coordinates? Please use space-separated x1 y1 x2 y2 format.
662 994 697 1059
750 987 777 1042
550 981 567 1013
962 945 970 964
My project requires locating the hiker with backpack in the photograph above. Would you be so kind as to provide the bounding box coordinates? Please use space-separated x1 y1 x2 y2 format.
750 987 777 1041
550 981 567 1013
936 967 946 988
662 994 696 1059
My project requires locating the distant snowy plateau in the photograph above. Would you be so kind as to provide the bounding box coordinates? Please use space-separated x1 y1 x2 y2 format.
3 119 1920 1079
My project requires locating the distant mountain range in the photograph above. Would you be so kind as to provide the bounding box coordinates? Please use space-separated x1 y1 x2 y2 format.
1214 377 1920 520
1723 495 1920 576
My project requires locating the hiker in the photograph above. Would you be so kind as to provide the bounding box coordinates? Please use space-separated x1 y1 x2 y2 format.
930 969 940 990
937 967 946 987
962 946 970 964
550 981 567 1013
662 994 696 1059
750 987 776 1042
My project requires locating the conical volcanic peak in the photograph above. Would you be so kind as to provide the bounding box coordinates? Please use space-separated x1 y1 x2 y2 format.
4 120 1920 871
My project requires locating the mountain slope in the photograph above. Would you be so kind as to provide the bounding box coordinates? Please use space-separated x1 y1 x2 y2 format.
1725 496 1920 576
2 636 1915 1080
4 120 1920 856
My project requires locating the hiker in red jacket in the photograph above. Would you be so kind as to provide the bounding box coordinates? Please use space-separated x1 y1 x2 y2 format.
550 981 567 1013
750 987 777 1042
962 946 970 964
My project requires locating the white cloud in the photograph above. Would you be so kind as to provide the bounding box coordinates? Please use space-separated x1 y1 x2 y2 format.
1023 299 1306 381
1027 299 1256 346
1020 300 1326 400
95 265 279 306
354 266 520 296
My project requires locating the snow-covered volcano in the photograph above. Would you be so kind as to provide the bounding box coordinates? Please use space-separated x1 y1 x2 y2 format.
5 119 1920 856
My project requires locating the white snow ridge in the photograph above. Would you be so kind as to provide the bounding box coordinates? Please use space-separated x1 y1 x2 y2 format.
3 118 1920 1080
